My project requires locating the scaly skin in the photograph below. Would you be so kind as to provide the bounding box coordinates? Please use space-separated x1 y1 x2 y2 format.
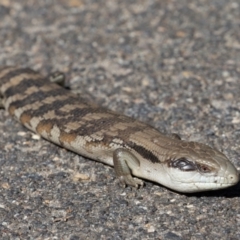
0 67 239 193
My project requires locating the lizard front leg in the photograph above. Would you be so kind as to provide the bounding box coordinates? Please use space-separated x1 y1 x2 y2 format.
113 148 144 188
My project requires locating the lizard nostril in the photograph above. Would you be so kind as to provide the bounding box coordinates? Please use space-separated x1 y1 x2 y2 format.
228 173 239 184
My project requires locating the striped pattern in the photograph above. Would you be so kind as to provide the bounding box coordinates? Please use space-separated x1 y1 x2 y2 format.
0 67 170 165
0 66 233 165
0 66 238 193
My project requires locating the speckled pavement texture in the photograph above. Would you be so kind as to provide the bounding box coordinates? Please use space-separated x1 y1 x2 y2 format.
0 0 240 239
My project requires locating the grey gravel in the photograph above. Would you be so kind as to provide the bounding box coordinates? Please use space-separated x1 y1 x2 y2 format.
0 0 240 239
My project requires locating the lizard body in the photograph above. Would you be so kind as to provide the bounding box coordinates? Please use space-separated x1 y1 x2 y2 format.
0 67 238 193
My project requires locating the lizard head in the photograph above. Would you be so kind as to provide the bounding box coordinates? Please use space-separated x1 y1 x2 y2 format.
161 141 239 193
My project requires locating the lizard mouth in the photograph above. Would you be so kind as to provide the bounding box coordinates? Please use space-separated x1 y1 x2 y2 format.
166 167 239 192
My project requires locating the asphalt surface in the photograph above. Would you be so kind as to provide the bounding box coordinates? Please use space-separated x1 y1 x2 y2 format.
0 0 240 239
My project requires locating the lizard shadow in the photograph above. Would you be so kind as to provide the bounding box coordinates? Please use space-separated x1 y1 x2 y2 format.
184 181 240 198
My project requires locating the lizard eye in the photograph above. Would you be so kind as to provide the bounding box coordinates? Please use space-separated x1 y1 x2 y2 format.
171 158 197 171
